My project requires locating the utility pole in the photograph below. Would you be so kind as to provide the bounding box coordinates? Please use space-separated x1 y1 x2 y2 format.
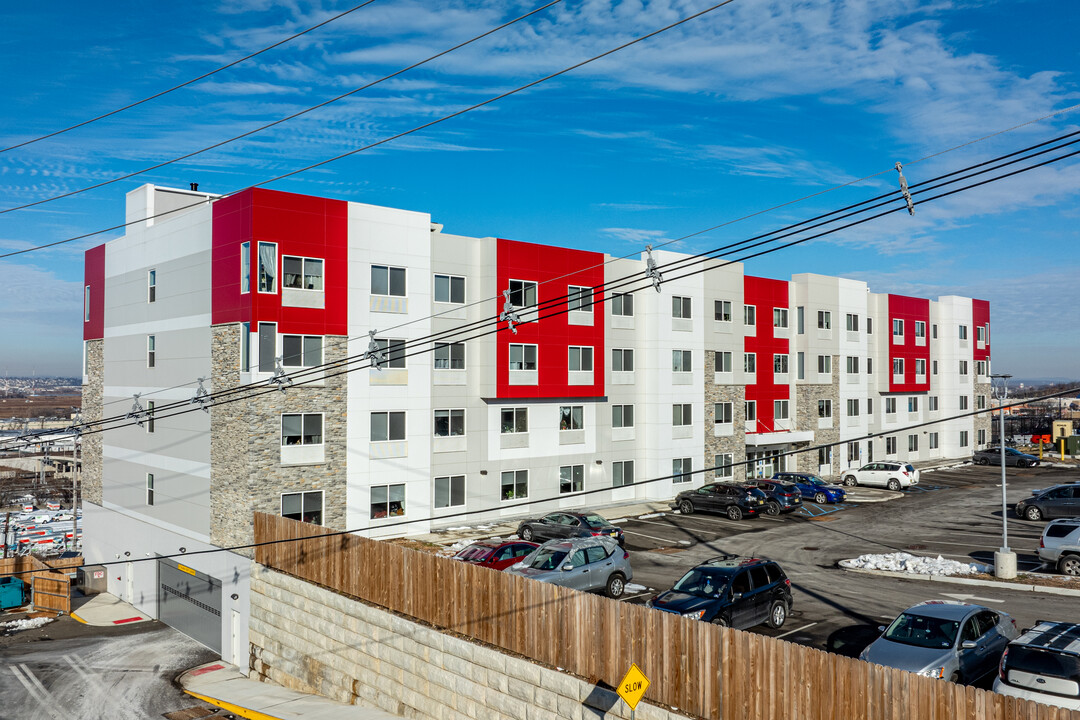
3 512 9 559
71 410 80 554
991 373 1016 579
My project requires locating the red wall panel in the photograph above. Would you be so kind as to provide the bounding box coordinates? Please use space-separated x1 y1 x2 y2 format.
743 276 790 433
887 294 931 393
972 299 991 362
83 244 105 341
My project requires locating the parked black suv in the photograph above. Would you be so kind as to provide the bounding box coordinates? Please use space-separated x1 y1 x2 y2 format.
672 482 768 521
743 479 804 515
647 555 792 630
1015 483 1080 521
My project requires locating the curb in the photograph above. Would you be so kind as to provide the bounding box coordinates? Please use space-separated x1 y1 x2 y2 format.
837 564 1080 597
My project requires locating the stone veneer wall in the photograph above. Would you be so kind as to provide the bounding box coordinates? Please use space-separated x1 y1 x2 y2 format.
704 351 746 482
81 339 104 505
249 564 691 720
794 357 840 476
210 325 348 551
975 381 992 444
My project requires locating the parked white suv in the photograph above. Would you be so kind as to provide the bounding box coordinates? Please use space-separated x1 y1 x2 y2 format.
1038 519 1080 575
840 462 919 491
994 621 1080 710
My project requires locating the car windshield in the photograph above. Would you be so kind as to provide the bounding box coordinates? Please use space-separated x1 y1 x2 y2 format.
526 548 568 570
883 613 961 649
581 514 610 528
804 476 827 486
672 569 727 598
455 546 493 561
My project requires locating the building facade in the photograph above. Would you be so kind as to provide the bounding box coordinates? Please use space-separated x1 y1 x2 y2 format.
82 184 992 658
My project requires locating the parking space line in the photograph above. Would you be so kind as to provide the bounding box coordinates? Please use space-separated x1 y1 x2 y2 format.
620 591 653 602
776 622 817 639
621 528 684 544
10 665 65 720
663 514 748 529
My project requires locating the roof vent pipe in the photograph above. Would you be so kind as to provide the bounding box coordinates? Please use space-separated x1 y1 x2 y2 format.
190 182 199 191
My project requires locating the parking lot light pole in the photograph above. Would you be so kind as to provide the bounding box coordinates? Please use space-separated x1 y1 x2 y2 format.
991 373 1016 579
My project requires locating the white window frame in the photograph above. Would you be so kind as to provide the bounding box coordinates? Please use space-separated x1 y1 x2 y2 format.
672 350 692 373
371 264 406 297
559 405 584 431
743 305 756 326
715 300 732 322
501 469 528 500
673 403 692 427
892 318 904 337
959 431 969 448
893 358 904 376
959 325 969 340
846 356 859 374
84 286 91 322
612 460 634 487
715 453 733 479
501 407 528 434
371 483 405 519
885 398 897 414
568 346 594 372
914 321 926 338
281 334 323 368
929 396 939 411
715 402 734 424
434 273 466 304
148 269 157 303
959 360 969 376
671 295 692 319
146 473 154 506
612 348 634 373
818 400 833 418
281 413 324 446
282 255 324 292
567 285 593 312
908 397 919 412
507 279 537 310
846 399 859 417
744 353 756 373
886 436 897 455
845 313 859 332
370 411 406 442
147 335 156 368
773 354 789 374
433 409 465 438
959 395 969 410
915 358 926 376
281 490 324 524
611 292 634 317
258 241 278 294
817 310 831 329
774 399 790 420
773 308 788 328
434 341 465 370
560 465 584 494
612 404 634 428
240 241 250 294
744 401 757 421
715 351 732 373
146 401 155 434
908 434 919 452
434 475 465 509
673 458 694 484
929 432 939 449
373 338 406 369
509 343 537 371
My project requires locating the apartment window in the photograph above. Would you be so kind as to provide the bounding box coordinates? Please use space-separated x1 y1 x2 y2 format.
744 401 756 422
371 265 406 296
817 311 831 329
434 342 465 370
560 465 584 494
892 318 904 337
959 360 969 376
867 398 873 414
240 242 250 294
848 442 859 463
612 348 634 372
959 325 968 340
715 453 734 478
928 396 939 411
501 470 527 498
975 360 987 376
932 324 938 339
282 413 323 446
370 411 405 442
672 296 692 319
846 356 859 374
818 355 831 374
744 305 756 326
978 428 987 445
846 398 859 417
560 406 584 431
433 409 465 437
817 447 831 466
500 282 536 317
714 351 732 373
892 358 904 376
715 402 733 424
977 326 986 343
568 285 593 312
774 400 790 420
611 293 634 317
258 242 277 293
282 491 323 524
959 431 969 448
146 401 155 433
886 436 897 454
371 484 405 518
568 346 594 373
509 344 537 371
866 317 873 334
147 335 156 368
885 398 896 414
672 350 692 373
672 404 692 426
866 357 873 375
959 396 969 410
976 395 987 410
774 354 789 374
744 353 756 373
612 404 634 428
282 335 322 368
797 306 805 334
240 322 251 372
148 269 157 303
929 432 939 449
283 256 324 291
908 434 919 452
612 461 634 487
914 321 926 338
908 397 919 412
146 473 154 506
932 360 938 375
798 352 805 380
715 300 732 322
673 458 693 484
846 314 859 332
434 274 465 304
84 286 90 322
501 408 528 433
373 338 406 369
818 400 832 418
773 308 788 328
915 358 926 376
434 476 465 508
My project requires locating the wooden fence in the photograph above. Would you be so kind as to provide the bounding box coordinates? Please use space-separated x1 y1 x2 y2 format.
0 555 80 614
254 513 1075 720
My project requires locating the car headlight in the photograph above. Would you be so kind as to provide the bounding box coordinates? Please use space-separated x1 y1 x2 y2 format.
920 666 946 679
682 609 706 620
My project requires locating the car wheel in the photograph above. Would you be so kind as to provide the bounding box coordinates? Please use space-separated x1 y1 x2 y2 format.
887 479 902 492
949 672 960 684
679 499 694 515
767 600 787 629
842 476 857 487
765 501 781 516
727 506 744 521
1025 506 1043 521
1059 555 1080 576
606 573 626 599
976 457 988 466
711 615 730 628
814 492 828 504
521 526 534 542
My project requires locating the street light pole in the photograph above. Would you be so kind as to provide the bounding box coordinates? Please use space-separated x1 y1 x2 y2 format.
991 373 1016 579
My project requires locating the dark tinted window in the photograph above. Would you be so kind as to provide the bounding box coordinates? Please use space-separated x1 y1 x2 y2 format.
1046 487 1071 499
731 571 751 594
585 545 608 564
976 611 999 635
493 545 516 561
765 563 784 584
961 617 981 642
1046 524 1080 538
1005 646 1080 684
748 566 769 589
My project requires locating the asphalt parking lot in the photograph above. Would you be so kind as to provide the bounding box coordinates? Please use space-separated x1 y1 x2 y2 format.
616 463 1080 672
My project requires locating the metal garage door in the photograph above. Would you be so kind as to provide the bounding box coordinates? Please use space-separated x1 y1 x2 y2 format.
158 557 222 653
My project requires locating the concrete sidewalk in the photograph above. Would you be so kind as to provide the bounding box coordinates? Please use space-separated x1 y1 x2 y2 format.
179 662 403 720
71 591 151 626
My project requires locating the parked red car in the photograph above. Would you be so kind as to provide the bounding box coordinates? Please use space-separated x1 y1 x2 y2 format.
452 540 539 571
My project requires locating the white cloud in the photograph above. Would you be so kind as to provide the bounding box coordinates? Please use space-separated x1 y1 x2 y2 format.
601 227 669 243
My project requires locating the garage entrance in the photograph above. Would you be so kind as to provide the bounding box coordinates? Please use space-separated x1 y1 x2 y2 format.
157 557 221 653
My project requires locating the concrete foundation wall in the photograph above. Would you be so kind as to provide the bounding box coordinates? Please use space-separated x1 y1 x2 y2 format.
249 564 691 720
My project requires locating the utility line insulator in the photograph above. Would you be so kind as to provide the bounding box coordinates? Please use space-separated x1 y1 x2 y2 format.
126 393 147 428
269 357 293 393
190 377 212 413
645 244 663 292
363 330 386 370
895 162 915 215
499 288 522 334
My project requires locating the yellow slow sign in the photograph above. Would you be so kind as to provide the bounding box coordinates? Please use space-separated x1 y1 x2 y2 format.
617 663 650 710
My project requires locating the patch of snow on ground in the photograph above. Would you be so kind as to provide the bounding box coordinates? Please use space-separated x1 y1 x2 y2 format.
625 583 647 592
637 513 666 519
842 552 990 575
2 616 54 633
607 518 627 524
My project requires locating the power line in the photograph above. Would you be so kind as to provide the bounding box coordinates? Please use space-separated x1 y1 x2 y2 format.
0 1 379 154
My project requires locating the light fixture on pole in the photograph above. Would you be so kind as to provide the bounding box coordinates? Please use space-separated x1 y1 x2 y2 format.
990 373 1016 579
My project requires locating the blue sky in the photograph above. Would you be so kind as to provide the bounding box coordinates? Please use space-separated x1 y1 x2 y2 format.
0 0 1077 379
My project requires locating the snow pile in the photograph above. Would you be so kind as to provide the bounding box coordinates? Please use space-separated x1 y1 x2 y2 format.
625 583 648 593
842 552 990 576
1 616 54 633
637 513 665 520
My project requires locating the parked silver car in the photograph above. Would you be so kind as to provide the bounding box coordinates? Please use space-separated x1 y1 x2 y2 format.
504 536 633 598
860 601 1018 684
1037 518 1080 575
